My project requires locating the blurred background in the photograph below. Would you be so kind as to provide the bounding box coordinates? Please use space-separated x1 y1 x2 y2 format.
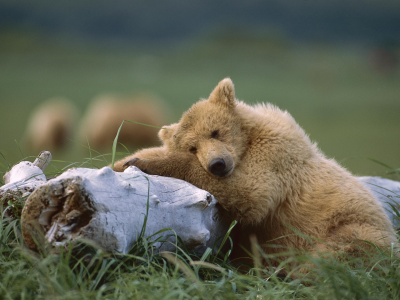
0 0 399 178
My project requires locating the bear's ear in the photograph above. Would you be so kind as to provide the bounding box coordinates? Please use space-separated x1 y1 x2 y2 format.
158 123 179 141
208 78 236 107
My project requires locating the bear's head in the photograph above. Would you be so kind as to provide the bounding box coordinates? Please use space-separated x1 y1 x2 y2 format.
158 78 249 178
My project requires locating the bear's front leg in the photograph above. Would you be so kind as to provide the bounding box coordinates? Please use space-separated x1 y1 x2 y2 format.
122 151 200 181
113 147 167 172
114 147 215 190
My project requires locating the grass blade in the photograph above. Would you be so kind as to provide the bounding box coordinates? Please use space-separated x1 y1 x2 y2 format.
111 120 125 170
14 140 24 159
0 150 11 170
212 220 237 263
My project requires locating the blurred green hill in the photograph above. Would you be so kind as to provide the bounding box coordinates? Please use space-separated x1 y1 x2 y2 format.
0 31 399 178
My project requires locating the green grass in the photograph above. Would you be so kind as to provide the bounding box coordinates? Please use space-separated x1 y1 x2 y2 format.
1 191 400 300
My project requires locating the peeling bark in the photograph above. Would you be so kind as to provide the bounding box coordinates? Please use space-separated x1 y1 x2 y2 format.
1 151 52 219
1 151 51 196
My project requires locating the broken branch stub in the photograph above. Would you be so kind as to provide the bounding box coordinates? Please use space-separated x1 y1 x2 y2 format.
32 151 52 172
21 166 229 254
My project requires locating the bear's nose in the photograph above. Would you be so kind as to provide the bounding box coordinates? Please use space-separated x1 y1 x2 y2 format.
208 158 227 177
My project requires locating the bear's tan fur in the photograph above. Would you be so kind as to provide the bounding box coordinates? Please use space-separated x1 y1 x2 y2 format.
114 78 398 262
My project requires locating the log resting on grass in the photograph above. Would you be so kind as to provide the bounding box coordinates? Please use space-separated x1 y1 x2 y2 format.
21 166 230 254
358 176 400 228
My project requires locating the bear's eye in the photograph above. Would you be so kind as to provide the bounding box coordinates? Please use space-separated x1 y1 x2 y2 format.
211 130 219 139
189 147 197 154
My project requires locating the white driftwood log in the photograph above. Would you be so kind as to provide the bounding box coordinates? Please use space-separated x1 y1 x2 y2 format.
2 153 398 255
21 166 229 254
359 176 400 228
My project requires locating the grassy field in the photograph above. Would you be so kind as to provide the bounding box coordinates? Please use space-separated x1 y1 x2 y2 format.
0 32 399 179
1 33 400 299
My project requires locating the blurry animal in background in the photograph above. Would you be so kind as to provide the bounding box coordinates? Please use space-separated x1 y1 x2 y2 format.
79 94 169 150
22 98 78 153
369 42 398 76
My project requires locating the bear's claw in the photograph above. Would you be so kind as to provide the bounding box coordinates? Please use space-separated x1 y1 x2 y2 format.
123 158 140 170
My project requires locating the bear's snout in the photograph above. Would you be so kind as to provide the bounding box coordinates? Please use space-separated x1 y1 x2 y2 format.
208 158 231 177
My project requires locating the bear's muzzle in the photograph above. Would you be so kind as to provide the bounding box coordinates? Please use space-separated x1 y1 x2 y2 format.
208 158 233 177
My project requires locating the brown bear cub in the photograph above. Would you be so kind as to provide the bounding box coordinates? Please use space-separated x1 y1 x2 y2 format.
114 78 398 263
